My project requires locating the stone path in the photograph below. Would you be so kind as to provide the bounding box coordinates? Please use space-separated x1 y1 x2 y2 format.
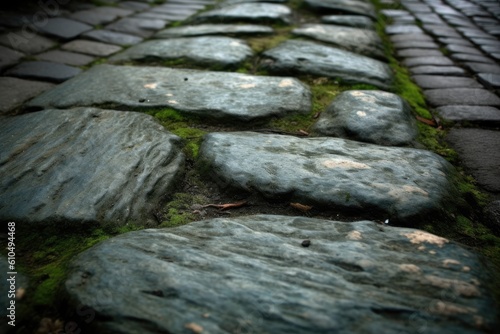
0 0 499 332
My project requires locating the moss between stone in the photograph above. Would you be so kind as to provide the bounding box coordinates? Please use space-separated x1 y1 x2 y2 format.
246 27 293 54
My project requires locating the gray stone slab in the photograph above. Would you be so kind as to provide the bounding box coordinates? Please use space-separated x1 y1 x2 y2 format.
0 77 55 115
38 18 93 40
480 44 500 54
199 132 457 221
381 9 409 17
65 214 497 334
4 61 82 83
450 53 496 64
305 0 376 19
446 44 483 55
193 3 291 24
321 15 374 29
410 65 466 75
414 13 444 24
412 75 482 89
465 62 500 74
293 24 385 59
313 90 417 146
438 37 474 46
424 25 460 38
61 39 122 57
27 64 311 122
154 24 273 38
424 88 500 107
118 1 151 10
392 15 416 24
68 8 121 26
390 33 433 42
386 24 423 34
134 12 182 21
447 128 500 192
82 29 144 46
109 37 252 67
0 45 24 72
105 17 166 38
471 38 500 46
393 40 439 49
403 56 453 67
398 49 443 58
35 50 95 66
436 106 500 122
458 27 492 39
0 108 184 224
0 33 56 55
262 40 393 90
477 73 500 89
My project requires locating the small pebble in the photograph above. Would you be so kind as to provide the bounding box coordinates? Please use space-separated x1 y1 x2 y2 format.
302 239 311 247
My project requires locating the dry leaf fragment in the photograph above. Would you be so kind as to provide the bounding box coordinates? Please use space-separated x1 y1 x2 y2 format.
298 129 309 136
416 115 437 127
313 112 321 119
185 322 203 333
290 202 313 212
202 200 247 210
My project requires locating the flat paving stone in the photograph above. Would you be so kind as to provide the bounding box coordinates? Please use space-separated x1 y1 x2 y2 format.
313 90 417 146
398 49 443 58
0 77 55 115
61 39 122 57
477 73 500 89
446 44 483 55
412 75 482 89
68 8 122 25
0 33 56 55
65 214 497 334
154 24 273 38
35 50 95 66
390 33 433 42
38 18 93 40
321 15 374 29
438 37 474 46
262 40 393 90
193 3 291 24
403 56 454 67
109 37 252 67
424 88 500 107
199 132 457 221
4 61 82 83
82 29 144 46
450 53 496 64
305 0 376 19
0 45 24 72
410 65 467 75
118 1 150 10
436 106 500 122
447 128 500 192
386 24 423 34
424 25 460 38
393 40 439 49
465 62 500 74
293 24 385 59
0 108 184 224
381 9 409 17
27 64 311 122
105 17 166 38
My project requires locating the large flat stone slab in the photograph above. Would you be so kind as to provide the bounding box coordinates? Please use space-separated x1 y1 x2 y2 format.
65 215 497 334
82 29 144 46
292 24 385 59
321 15 374 29
27 65 311 122
262 40 393 90
305 0 376 19
192 3 291 24
424 88 500 107
199 132 456 221
0 45 24 72
436 106 500 123
154 24 273 38
105 17 166 38
0 108 184 224
109 37 252 67
0 77 55 114
313 90 417 146
4 61 82 83
37 18 92 40
412 75 482 89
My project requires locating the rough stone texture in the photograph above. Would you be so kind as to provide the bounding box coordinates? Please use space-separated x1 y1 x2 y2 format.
0 45 24 72
305 0 376 19
321 15 374 29
397 49 443 57
0 33 56 55
447 129 500 192
391 33 433 42
436 106 500 122
37 18 93 40
313 90 417 146
386 24 423 34
68 6 133 25
65 215 497 334
193 3 291 24
409 66 466 76
105 17 166 38
412 75 482 89
62 39 123 57
0 108 184 224
35 50 95 66
27 65 311 122
0 77 55 115
484 201 500 233
447 44 483 55
465 63 500 75
82 29 144 46
424 88 500 107
403 57 453 67
262 40 393 90
109 37 252 67
4 61 82 83
292 24 385 59
154 24 273 38
393 40 439 49
477 73 500 89
200 132 456 221
451 53 495 64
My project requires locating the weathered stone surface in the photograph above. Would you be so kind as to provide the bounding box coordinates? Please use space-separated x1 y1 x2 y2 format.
65 214 497 334
0 108 184 224
321 15 374 29
477 73 500 89
154 24 273 38
465 63 500 75
82 29 144 46
193 3 291 24
305 0 376 19
119 0 150 10
447 128 500 192
393 40 439 49
0 45 24 72
386 24 423 34
109 37 252 67
398 48 443 57
37 18 92 40
0 33 56 55
313 90 417 146
450 53 495 64
35 50 96 67
436 106 500 122
391 33 433 42
292 24 385 59
4 61 82 83
412 75 482 89
62 39 123 57
262 40 393 90
447 44 482 55
105 17 166 38
409 66 466 76
403 56 453 67
200 132 456 221
424 88 500 107
0 77 55 114
27 65 311 122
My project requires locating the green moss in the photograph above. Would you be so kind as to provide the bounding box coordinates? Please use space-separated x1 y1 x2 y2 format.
171 127 206 159
159 193 204 228
309 79 342 114
247 28 293 54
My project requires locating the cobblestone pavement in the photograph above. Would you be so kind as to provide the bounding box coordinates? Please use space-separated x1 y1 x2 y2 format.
0 0 499 333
